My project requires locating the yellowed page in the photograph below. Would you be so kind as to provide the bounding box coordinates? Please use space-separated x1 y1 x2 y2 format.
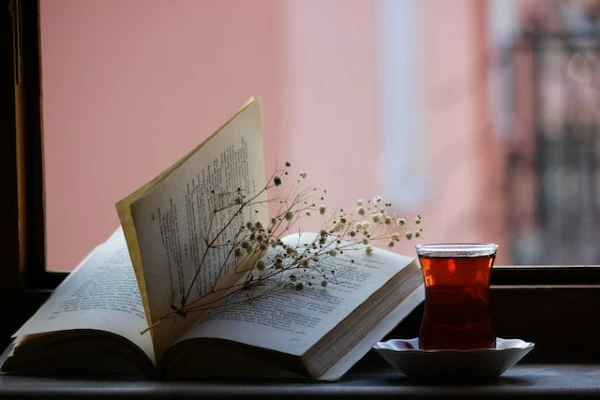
13 228 155 364
115 97 257 334
117 98 267 359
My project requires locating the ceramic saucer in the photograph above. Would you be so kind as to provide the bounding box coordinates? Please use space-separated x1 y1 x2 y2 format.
373 337 534 381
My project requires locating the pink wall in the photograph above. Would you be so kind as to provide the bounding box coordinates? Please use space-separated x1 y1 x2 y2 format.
278 0 378 230
41 0 385 270
419 0 482 243
385 0 508 259
41 0 283 270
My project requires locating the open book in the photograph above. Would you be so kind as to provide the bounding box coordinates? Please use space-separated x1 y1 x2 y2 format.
2 98 424 380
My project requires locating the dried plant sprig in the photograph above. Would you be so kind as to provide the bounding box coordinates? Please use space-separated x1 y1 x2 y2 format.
141 162 422 334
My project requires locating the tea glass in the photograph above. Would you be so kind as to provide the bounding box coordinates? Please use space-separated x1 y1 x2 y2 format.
416 243 498 350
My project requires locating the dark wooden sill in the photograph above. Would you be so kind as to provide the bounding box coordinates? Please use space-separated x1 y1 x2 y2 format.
1 362 600 399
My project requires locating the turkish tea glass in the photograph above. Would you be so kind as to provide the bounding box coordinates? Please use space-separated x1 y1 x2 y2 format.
416 243 498 350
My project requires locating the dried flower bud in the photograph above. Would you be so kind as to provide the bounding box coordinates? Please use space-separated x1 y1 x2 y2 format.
256 260 265 270
321 280 328 287
405 231 413 240
365 245 373 255
299 171 307 179
331 222 344 233
273 175 282 186
387 240 395 248
356 199 363 206
285 210 294 221
397 218 407 226
285 161 291 167
391 233 400 241
295 282 304 291
370 214 380 223
357 206 366 216
319 205 326 215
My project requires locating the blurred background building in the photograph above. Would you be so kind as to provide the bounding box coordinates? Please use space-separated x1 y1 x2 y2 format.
509 0 600 264
40 0 600 270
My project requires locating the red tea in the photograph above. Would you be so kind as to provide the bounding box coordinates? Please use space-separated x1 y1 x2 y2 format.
418 254 495 350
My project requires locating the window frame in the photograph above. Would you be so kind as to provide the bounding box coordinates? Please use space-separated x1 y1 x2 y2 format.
2 0 66 289
1 0 65 349
1 0 600 361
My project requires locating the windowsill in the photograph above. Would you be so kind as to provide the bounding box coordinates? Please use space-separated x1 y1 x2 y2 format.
4 274 600 399
1 362 598 399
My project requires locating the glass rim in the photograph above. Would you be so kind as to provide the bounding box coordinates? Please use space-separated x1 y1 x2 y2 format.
415 243 498 258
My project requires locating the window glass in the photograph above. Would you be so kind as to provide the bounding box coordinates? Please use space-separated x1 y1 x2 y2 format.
41 0 600 271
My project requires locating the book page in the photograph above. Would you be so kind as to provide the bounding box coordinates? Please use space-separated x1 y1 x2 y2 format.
119 98 268 358
13 228 155 364
176 233 417 357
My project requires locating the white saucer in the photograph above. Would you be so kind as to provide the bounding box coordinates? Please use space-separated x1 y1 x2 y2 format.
373 337 534 381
